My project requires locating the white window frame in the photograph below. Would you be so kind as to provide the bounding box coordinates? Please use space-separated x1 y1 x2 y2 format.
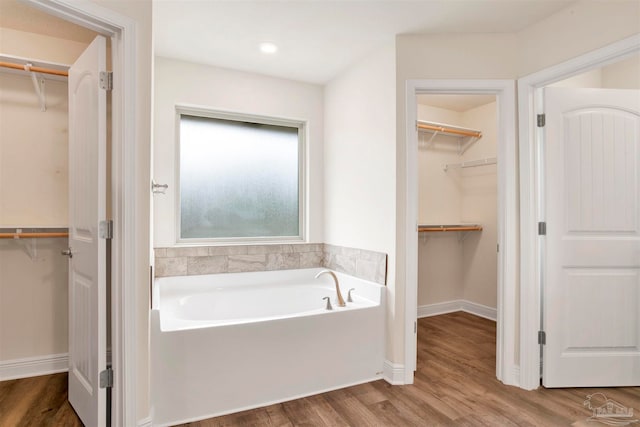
175 106 307 244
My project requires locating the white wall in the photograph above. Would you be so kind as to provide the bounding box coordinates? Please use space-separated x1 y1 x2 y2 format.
516 0 640 77
0 27 90 64
460 102 497 308
153 57 324 247
0 26 93 367
602 55 640 89
416 105 464 306
417 105 463 224
323 43 397 359
550 54 640 89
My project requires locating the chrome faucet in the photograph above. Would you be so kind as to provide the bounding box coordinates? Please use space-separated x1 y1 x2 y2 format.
315 270 346 307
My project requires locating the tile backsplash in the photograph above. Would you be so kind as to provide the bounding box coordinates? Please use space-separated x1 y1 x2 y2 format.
155 243 387 285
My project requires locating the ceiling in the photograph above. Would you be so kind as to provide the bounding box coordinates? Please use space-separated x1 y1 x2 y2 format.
417 94 496 112
153 0 574 84
1 0 574 86
0 0 96 44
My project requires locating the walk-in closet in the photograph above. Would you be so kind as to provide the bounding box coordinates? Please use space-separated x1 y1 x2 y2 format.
416 94 498 321
0 0 95 382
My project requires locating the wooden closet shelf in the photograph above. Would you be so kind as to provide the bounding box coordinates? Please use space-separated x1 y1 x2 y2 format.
0 232 69 239
417 120 482 155
0 228 69 239
418 225 483 233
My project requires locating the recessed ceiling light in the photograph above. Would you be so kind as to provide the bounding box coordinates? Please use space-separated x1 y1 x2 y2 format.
259 42 278 54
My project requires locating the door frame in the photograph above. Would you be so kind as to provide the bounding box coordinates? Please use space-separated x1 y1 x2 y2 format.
23 0 139 425
404 79 518 385
518 33 640 390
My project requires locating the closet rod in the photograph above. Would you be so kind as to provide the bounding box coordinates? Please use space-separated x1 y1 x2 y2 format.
418 225 483 232
0 232 69 239
417 123 482 138
0 61 68 77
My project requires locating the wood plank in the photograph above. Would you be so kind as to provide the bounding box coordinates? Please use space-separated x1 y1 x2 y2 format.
2 312 639 426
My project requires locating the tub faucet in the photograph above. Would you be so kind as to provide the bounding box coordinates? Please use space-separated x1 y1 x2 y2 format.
315 270 346 307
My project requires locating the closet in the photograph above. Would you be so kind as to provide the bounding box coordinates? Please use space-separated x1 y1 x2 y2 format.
416 94 498 319
0 2 95 380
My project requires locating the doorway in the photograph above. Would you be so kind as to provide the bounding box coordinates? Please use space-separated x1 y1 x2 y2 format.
1 0 141 425
0 6 109 426
416 93 498 319
518 34 640 390
415 93 501 379
404 80 517 386
526 51 640 389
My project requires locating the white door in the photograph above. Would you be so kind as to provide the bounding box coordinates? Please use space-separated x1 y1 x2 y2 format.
543 87 640 387
67 35 108 425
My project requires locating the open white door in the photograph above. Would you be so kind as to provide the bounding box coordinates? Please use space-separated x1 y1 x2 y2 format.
543 87 640 387
66 35 108 425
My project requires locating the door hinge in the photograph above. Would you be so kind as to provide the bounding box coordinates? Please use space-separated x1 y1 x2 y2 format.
99 71 113 91
538 221 546 236
99 367 113 388
537 114 545 127
538 330 546 345
414 321 417 334
99 220 113 239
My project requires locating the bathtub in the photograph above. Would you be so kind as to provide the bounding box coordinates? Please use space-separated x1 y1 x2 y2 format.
151 268 385 426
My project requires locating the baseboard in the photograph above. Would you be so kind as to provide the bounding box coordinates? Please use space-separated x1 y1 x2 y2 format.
383 360 406 385
418 300 497 322
417 300 464 318
137 416 153 427
513 365 520 385
0 353 68 381
460 300 497 321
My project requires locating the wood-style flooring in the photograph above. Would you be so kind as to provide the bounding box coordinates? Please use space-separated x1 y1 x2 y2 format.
0 370 81 427
1 312 639 426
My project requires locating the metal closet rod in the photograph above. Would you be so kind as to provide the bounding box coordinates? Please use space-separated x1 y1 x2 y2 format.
0 61 68 77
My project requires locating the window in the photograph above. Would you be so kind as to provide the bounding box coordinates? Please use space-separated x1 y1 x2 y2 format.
177 108 305 242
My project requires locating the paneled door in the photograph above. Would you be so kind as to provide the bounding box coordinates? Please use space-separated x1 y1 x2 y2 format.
543 87 640 387
66 35 108 425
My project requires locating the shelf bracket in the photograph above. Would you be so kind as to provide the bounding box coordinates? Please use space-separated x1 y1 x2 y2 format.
12 228 39 261
427 130 440 146
457 231 471 243
25 64 46 112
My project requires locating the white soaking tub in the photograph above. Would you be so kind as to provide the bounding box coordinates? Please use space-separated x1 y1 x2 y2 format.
150 268 386 426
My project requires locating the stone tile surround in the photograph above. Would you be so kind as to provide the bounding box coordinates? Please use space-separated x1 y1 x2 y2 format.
155 243 387 285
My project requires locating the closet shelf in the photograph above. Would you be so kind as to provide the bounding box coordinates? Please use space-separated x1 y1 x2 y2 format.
417 120 482 155
418 224 482 243
444 157 497 172
0 227 69 239
0 54 70 112
0 54 69 78
0 228 69 261
418 224 482 233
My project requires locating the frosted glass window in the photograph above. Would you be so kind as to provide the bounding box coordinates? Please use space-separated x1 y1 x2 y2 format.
179 114 302 240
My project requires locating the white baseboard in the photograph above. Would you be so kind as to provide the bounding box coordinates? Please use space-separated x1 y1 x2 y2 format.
0 353 68 381
417 300 463 318
137 416 153 427
418 299 497 322
383 360 406 385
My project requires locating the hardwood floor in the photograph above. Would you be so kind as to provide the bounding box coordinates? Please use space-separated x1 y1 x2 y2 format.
0 371 82 427
179 312 640 427
1 312 638 426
